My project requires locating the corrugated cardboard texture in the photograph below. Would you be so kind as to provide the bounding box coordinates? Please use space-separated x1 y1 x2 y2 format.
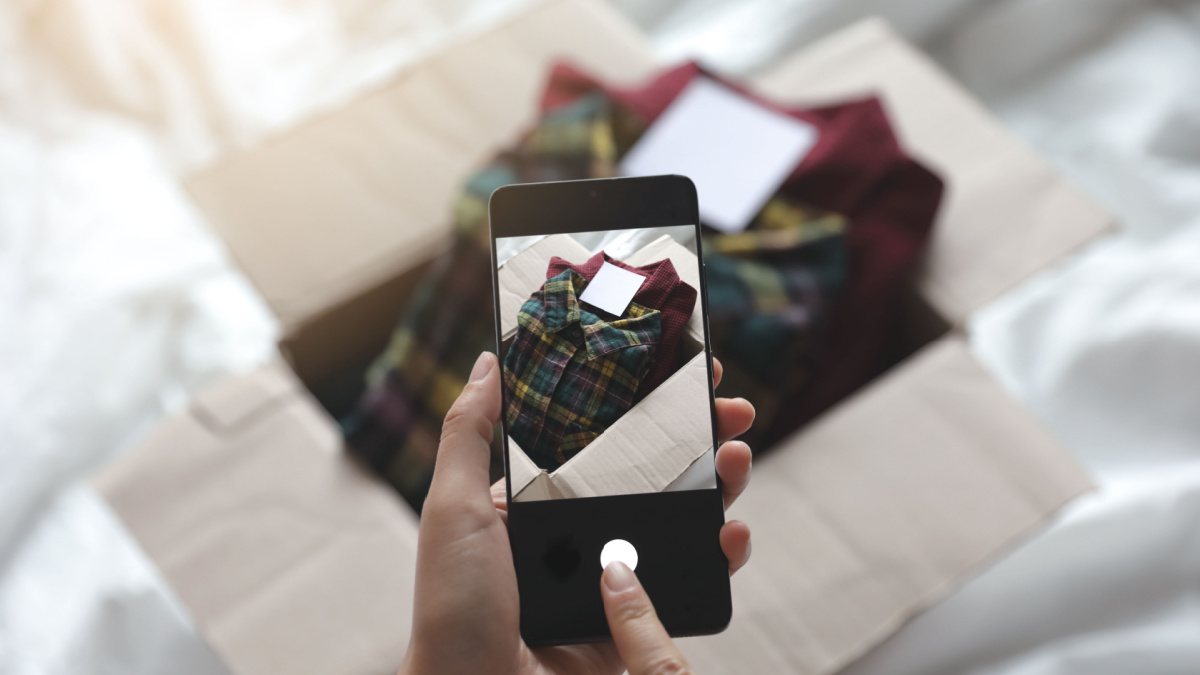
94 362 419 675
545 351 711 499
752 18 1116 325
498 234 711 502
510 351 711 501
678 338 1093 673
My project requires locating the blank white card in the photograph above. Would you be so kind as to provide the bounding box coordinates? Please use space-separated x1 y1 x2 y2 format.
619 77 819 234
579 262 646 316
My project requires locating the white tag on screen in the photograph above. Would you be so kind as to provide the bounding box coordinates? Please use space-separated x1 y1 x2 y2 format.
618 76 819 234
579 261 647 316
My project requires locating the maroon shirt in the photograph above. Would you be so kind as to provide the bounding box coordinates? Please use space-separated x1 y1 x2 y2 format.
546 252 697 401
542 62 944 444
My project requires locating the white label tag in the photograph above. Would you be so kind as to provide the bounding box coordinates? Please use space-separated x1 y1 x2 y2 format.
618 77 819 234
579 262 647 317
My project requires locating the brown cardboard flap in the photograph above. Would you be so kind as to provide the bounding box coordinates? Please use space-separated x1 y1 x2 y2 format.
190 365 297 431
185 0 659 340
751 18 1116 325
93 362 419 675
678 337 1094 673
511 351 712 501
545 351 711 499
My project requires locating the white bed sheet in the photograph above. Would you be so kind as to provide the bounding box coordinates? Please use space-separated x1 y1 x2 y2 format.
2 0 1198 673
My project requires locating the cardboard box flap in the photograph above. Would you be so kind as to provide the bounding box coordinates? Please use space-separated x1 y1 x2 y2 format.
678 337 1094 673
185 0 659 337
190 365 297 431
547 351 712 499
93 362 420 675
506 436 543 497
751 18 1115 326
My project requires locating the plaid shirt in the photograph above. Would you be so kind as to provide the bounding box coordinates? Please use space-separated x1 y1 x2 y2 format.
344 62 940 509
340 90 625 510
503 269 662 471
702 200 849 439
546 251 696 401
339 221 497 504
538 63 945 448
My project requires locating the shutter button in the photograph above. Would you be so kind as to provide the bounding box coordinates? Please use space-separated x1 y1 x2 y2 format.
600 539 638 571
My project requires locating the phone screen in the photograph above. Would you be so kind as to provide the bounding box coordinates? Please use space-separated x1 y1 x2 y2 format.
495 224 717 502
488 176 729 645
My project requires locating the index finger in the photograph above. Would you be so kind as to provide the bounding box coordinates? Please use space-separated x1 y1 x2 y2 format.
601 562 694 675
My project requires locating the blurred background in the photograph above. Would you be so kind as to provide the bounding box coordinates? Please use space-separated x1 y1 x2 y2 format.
1 0 1199 673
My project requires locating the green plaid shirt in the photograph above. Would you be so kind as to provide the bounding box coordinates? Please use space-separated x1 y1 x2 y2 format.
702 200 848 442
503 269 662 471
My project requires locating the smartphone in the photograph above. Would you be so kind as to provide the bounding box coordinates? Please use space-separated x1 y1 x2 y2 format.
488 175 730 645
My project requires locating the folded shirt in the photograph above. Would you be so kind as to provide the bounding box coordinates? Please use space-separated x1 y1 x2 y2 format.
340 85 623 510
546 251 696 401
339 230 497 505
344 59 943 509
703 200 849 439
543 61 944 446
503 269 662 470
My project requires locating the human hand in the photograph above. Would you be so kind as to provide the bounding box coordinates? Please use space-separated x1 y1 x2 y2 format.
400 352 754 674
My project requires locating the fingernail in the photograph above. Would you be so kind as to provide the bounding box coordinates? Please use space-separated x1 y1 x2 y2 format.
469 352 494 382
603 561 637 592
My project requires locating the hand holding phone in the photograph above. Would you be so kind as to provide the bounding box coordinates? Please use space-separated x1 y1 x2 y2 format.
401 350 752 673
491 176 738 644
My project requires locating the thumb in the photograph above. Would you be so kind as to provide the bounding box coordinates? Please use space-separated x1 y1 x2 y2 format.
601 562 693 675
426 351 501 513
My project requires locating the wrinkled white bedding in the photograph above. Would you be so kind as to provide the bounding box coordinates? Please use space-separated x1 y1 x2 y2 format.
1 0 1197 673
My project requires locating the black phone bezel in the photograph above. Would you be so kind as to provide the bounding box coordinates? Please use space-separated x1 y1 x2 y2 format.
487 175 731 646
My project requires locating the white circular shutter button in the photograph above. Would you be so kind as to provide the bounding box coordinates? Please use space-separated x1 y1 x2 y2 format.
600 539 638 571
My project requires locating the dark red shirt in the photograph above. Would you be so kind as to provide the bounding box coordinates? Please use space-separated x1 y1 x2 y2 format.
542 62 944 444
547 251 697 400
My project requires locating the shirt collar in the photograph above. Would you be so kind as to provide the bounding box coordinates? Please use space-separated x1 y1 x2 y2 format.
531 270 661 360
602 251 682 299
554 251 687 309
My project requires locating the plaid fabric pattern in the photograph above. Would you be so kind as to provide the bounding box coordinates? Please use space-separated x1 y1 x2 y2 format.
345 61 940 508
339 219 497 507
539 62 942 448
341 92 629 511
703 200 849 441
546 251 696 400
503 270 662 471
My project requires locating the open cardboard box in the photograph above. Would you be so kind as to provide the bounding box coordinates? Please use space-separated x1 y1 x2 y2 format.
497 233 713 502
92 1 1115 674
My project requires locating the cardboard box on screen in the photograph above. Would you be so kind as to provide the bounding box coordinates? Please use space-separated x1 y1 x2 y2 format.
497 234 713 502
91 2 1115 675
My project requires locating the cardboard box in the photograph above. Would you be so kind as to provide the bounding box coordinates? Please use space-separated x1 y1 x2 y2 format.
678 18 1111 674
93 2 1114 675
497 233 712 502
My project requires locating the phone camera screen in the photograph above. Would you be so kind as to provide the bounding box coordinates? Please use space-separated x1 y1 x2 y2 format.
495 225 717 502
